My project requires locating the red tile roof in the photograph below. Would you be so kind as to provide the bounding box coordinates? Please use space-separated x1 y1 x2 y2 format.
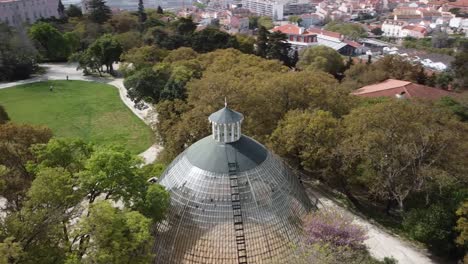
403 25 427 33
273 24 303 35
344 40 362 48
352 79 456 100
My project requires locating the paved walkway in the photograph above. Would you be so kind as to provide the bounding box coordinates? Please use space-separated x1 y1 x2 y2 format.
0 63 161 164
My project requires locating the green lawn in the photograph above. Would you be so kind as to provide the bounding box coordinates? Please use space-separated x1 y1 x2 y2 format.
0 80 154 154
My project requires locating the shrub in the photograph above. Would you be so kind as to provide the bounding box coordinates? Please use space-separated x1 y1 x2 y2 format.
304 210 368 249
403 203 456 255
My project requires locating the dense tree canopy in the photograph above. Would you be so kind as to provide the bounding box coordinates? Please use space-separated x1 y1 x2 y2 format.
324 21 367 40
297 46 346 77
0 136 169 263
151 49 351 162
342 55 427 89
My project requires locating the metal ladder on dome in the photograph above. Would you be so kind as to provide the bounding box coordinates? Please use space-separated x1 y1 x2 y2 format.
228 161 248 264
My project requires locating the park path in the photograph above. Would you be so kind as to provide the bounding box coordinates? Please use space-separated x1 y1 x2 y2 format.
1 63 438 264
0 63 161 164
305 187 436 264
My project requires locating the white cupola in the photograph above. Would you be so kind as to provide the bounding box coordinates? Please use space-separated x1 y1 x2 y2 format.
208 100 244 143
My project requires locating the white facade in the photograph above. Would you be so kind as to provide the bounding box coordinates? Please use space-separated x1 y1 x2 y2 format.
242 0 284 20
382 19 407 38
0 0 59 26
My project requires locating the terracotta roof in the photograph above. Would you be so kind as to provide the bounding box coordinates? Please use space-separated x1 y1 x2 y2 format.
273 24 303 35
352 79 456 100
307 28 342 39
344 40 362 48
403 25 427 33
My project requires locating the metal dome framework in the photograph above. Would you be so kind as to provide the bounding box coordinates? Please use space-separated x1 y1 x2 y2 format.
153 107 313 264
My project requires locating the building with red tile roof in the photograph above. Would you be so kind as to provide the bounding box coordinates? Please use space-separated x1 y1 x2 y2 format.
352 79 456 99
402 25 427 38
272 24 317 48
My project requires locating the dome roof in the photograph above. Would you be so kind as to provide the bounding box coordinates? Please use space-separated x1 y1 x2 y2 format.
208 107 244 124
153 107 313 264
185 135 268 173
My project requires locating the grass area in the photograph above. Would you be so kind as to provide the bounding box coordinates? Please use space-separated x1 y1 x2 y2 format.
0 80 153 154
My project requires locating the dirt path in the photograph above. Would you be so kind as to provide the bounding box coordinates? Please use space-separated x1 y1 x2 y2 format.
0 63 161 164
305 188 435 264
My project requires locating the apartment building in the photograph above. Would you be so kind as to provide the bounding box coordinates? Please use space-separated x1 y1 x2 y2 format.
0 0 59 26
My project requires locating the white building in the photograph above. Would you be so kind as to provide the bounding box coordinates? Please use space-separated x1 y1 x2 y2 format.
241 0 284 20
382 19 407 37
0 0 59 26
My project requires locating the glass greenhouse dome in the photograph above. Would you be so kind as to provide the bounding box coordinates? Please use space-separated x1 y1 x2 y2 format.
153 105 313 264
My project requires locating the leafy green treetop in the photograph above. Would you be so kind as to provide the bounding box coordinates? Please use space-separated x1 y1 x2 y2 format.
87 0 112 24
138 0 147 23
57 0 66 18
157 5 164 14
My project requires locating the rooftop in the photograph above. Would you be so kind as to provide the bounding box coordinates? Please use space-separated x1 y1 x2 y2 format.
185 135 268 173
352 79 456 100
208 106 244 124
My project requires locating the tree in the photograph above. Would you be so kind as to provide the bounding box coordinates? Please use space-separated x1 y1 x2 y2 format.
248 16 259 29
435 71 453 89
455 201 468 248
138 0 147 23
0 139 170 263
345 56 354 69
32 138 93 173
324 21 367 40
174 17 197 35
87 0 112 24
403 203 458 255
370 27 383 36
0 24 37 81
451 40 468 89
431 27 449 48
157 5 164 14
257 16 273 29
288 15 303 25
297 46 345 77
76 34 123 74
0 237 23 264
266 31 293 67
341 100 468 211
121 45 168 69
342 55 428 89
191 28 238 53
28 22 70 60
270 110 340 171
134 184 170 222
437 96 468 122
255 26 269 57
70 201 153 264
57 0 66 18
0 105 9 124
0 123 52 211
115 31 142 52
154 49 350 161
124 67 169 103
304 210 367 249
66 4 82 17
236 34 255 54
107 12 139 33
